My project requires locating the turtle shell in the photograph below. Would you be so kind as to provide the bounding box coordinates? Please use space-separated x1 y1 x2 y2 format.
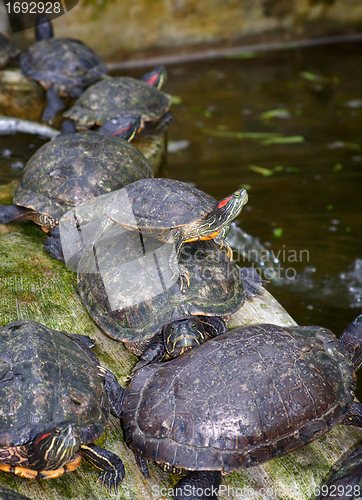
103 178 216 236
64 76 171 129
124 324 355 472
0 320 109 448
13 131 153 226
0 34 20 68
19 38 107 96
77 235 245 343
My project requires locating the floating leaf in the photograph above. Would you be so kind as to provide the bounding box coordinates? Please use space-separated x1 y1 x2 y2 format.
261 136 305 145
170 95 182 105
327 204 334 211
249 165 275 177
273 228 284 238
204 110 212 118
260 109 291 121
300 71 339 85
201 128 281 140
333 163 343 172
225 51 257 59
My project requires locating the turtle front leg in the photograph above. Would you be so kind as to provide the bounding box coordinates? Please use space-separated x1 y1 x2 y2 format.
342 401 362 427
172 231 190 289
42 88 65 123
173 470 221 500
214 226 233 261
79 443 125 491
98 366 126 418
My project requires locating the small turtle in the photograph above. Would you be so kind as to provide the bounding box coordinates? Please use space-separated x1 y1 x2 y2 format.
0 33 20 68
123 317 362 499
316 444 362 500
63 66 172 131
20 15 107 123
0 114 152 260
0 320 125 488
101 178 248 281
77 233 261 363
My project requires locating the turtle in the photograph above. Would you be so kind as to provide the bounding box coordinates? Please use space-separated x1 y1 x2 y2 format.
100 178 248 282
0 33 21 68
20 15 108 123
0 486 33 500
0 320 125 488
77 231 262 364
122 316 362 499
316 444 362 500
63 67 172 131
0 114 153 261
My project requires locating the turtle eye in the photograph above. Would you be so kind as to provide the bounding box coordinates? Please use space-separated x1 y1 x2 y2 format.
234 191 240 197
53 428 61 435
192 323 197 329
170 326 175 333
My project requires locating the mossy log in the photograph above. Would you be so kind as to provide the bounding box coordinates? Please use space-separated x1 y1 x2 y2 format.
0 179 361 500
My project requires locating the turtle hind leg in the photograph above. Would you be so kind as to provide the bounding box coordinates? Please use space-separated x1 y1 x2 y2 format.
0 205 35 224
173 471 221 500
42 88 65 123
343 402 362 427
44 225 65 262
239 267 264 301
79 443 125 491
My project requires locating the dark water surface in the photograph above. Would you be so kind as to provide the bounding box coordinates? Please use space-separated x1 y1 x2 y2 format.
1 41 361 396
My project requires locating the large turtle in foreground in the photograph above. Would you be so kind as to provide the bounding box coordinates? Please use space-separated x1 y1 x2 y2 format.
317 444 362 500
63 67 172 131
0 320 125 489
77 233 262 363
122 317 362 499
0 114 152 260
20 15 107 122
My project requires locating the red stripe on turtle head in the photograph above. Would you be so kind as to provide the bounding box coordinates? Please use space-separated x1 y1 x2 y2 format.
146 73 159 86
34 432 51 447
112 124 131 137
218 196 232 209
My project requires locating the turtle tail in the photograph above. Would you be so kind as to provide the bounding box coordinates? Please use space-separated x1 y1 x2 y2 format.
0 205 36 224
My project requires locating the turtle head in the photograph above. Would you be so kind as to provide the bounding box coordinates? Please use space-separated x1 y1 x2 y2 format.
140 65 167 90
214 188 248 226
98 114 141 142
163 317 207 358
339 314 362 372
35 15 53 41
29 422 81 471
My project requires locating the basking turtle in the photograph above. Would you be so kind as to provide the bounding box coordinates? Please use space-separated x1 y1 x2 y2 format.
316 444 362 500
20 15 107 123
77 232 261 363
101 178 248 281
0 486 32 500
0 33 20 68
0 114 152 260
123 317 362 499
0 320 124 488
63 67 172 131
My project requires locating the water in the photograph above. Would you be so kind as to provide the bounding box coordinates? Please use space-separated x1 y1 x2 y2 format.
1 41 361 398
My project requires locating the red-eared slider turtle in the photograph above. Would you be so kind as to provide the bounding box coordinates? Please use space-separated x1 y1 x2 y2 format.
0 486 32 500
123 317 362 499
0 114 152 261
0 33 20 68
0 320 125 488
77 233 261 364
102 178 248 282
316 444 362 500
63 67 172 131
20 15 107 123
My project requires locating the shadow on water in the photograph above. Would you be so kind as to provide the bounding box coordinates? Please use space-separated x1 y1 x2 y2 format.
1 40 362 397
